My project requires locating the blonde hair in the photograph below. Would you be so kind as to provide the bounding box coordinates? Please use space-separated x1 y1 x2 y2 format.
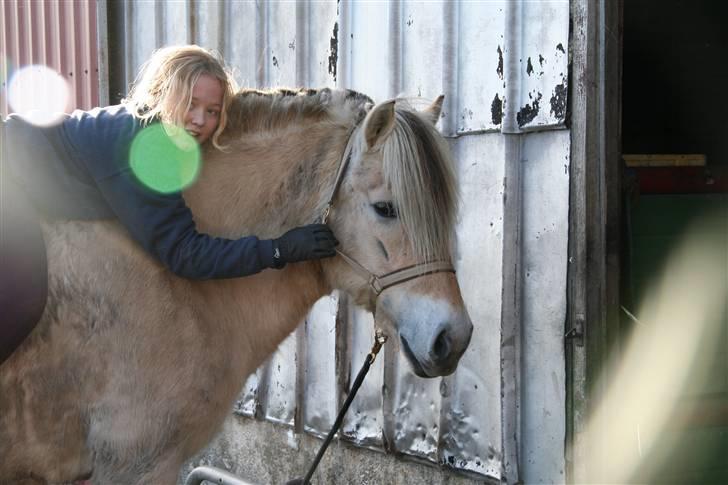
123 45 237 150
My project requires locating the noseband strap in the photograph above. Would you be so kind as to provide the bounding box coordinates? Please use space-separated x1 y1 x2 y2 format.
336 250 455 295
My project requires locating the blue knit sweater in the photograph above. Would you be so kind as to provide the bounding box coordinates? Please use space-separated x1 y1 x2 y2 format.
4 105 275 279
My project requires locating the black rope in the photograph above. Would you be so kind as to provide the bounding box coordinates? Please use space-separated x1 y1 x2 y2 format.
287 332 385 485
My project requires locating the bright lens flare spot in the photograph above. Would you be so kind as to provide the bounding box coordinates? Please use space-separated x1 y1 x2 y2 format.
7 65 69 126
580 214 726 483
130 123 201 194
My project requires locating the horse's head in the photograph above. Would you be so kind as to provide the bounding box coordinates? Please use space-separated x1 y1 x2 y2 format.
325 97 473 378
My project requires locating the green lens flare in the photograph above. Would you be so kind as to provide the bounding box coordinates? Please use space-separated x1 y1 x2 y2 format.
130 123 200 194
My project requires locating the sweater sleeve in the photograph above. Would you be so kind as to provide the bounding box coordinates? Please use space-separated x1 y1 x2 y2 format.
61 106 276 280
96 171 276 279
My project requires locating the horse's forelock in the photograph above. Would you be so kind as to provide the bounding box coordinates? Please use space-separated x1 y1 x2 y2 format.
382 107 458 262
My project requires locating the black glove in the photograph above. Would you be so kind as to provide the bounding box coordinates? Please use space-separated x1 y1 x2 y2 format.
272 224 339 268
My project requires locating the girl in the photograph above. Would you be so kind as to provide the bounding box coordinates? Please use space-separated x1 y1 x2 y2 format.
0 45 338 364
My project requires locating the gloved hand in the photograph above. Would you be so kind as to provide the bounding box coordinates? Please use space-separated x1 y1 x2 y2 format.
271 224 339 268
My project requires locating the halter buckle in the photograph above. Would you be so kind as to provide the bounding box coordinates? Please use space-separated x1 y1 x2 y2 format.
369 275 383 295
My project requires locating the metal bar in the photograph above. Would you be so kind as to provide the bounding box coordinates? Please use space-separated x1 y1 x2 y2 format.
499 2 524 483
388 0 401 95
441 0 458 137
96 0 109 107
184 466 256 485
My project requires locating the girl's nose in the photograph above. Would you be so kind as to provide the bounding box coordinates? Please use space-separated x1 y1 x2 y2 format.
188 108 204 126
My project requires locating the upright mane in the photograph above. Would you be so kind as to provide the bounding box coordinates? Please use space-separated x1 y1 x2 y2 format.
224 87 373 136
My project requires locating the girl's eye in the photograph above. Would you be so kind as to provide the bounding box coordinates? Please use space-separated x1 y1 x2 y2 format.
373 202 397 219
208 109 220 116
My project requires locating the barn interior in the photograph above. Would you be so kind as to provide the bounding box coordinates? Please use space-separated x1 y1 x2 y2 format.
621 0 728 481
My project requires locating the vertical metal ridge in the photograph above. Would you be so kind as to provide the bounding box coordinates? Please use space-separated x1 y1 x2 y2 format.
335 295 351 435
336 0 350 89
255 1 268 87
295 0 308 87
500 3 524 482
18 0 29 68
221 0 231 60
31 0 43 65
502 0 523 135
78 0 91 109
59 0 75 109
292 0 310 432
0 1 7 115
441 0 459 136
294 321 307 434
216 0 225 57
500 131 523 485
381 332 398 453
255 356 273 422
436 1 462 464
154 0 163 47
188 0 197 45
123 0 133 90
96 0 109 106
388 0 402 96
48 1 61 74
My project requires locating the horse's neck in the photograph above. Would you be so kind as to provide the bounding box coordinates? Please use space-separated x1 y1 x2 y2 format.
190 262 326 374
185 119 350 239
182 115 351 374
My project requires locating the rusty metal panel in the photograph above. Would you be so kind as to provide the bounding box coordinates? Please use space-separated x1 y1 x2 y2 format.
1 0 100 117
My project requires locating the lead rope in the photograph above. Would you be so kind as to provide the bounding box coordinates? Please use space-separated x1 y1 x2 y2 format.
286 329 387 485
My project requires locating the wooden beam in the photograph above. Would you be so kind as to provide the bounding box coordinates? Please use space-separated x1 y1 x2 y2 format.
623 154 706 167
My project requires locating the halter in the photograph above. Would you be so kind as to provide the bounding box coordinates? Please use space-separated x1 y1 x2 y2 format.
320 119 456 297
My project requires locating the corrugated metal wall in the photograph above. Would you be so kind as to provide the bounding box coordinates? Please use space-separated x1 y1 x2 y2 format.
111 1 570 483
0 0 101 117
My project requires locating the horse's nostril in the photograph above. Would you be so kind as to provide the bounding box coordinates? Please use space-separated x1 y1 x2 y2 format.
433 329 451 360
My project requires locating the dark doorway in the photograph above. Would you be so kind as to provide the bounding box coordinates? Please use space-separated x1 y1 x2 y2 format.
622 1 728 482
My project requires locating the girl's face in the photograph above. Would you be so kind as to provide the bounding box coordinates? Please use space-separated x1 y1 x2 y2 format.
184 74 223 144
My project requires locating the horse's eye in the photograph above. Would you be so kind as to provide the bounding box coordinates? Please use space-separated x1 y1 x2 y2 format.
373 201 398 219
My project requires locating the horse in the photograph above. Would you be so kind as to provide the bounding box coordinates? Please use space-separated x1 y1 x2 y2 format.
0 88 473 484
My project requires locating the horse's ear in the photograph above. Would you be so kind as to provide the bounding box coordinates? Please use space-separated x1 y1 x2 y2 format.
362 100 396 150
422 95 444 125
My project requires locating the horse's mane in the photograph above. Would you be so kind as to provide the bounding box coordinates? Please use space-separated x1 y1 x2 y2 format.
223 87 373 136
222 87 458 262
